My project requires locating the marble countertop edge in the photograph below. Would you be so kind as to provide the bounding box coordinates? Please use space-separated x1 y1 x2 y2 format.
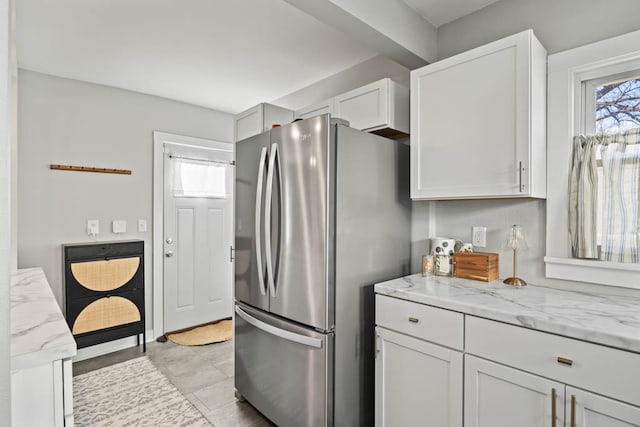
374 274 640 354
10 268 77 370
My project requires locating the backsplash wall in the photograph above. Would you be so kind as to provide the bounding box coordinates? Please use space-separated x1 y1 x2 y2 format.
411 198 639 296
425 199 545 283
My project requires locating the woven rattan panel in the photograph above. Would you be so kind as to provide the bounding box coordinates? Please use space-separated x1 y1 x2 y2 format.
70 257 140 292
72 296 141 335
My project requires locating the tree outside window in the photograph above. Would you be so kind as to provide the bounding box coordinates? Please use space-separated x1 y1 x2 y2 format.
595 77 640 133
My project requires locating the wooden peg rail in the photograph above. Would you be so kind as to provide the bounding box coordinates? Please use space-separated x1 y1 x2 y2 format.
49 164 132 175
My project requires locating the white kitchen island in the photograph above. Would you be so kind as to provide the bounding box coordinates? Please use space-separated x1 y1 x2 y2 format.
11 268 77 427
374 274 640 427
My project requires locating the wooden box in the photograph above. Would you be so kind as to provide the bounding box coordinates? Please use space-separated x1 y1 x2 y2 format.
452 252 499 282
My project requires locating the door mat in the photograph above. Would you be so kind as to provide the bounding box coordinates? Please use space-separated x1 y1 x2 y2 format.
74 356 210 426
166 319 233 346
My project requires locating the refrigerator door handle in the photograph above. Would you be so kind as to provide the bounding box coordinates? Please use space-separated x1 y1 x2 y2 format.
235 306 323 349
264 143 278 297
255 146 268 296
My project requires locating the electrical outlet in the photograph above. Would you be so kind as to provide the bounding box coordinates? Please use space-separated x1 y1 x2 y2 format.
138 219 147 233
472 226 487 248
87 220 99 236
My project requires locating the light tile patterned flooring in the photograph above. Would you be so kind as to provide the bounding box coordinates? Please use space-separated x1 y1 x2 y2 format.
74 339 274 427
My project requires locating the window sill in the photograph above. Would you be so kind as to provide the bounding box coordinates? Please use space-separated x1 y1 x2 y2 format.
544 256 640 289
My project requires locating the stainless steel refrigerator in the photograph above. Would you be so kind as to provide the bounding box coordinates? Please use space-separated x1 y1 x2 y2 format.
234 114 410 427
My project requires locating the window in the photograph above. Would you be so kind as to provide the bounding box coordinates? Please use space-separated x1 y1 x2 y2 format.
569 74 640 264
546 29 640 288
170 157 229 198
584 72 640 134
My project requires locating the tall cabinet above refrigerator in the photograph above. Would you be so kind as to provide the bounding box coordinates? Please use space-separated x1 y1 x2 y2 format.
234 114 410 427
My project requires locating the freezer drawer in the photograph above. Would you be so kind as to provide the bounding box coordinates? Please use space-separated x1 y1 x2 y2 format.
235 304 333 427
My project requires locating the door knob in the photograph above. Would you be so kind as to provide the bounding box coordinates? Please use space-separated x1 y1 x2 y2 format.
166 237 173 244
165 251 174 258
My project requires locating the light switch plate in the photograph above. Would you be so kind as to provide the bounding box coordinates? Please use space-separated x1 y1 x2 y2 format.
87 220 99 236
138 219 147 233
112 220 127 234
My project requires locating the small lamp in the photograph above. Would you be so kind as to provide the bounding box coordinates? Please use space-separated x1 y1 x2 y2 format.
503 224 527 287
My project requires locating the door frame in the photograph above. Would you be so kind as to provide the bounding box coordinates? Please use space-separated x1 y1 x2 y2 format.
152 131 234 337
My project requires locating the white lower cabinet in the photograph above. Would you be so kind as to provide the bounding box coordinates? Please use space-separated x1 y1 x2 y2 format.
465 355 564 427
568 387 640 427
375 327 463 427
375 293 640 426
465 356 640 427
465 316 640 427
12 358 74 426
375 295 464 427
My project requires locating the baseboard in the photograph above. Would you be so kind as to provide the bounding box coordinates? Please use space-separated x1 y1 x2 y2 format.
73 329 155 362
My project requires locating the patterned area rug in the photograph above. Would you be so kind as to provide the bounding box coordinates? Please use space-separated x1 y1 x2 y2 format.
74 356 211 426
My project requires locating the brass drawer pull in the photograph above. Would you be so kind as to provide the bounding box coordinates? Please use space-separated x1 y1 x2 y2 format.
557 356 573 366
408 317 419 323
571 395 576 427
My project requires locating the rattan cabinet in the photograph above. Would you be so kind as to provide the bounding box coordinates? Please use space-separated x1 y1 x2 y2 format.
62 240 145 350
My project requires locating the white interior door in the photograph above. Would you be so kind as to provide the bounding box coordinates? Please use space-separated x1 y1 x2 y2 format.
163 139 233 332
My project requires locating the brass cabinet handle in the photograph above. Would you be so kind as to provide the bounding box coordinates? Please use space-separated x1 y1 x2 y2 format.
551 388 557 427
571 395 576 427
408 317 419 323
557 356 573 366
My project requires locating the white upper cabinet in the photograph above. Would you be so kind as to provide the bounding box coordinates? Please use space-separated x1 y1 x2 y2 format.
234 103 293 142
294 98 335 121
410 30 547 200
335 79 409 139
294 78 410 139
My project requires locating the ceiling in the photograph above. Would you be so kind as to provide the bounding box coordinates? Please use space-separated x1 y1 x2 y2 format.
405 0 501 27
16 0 501 115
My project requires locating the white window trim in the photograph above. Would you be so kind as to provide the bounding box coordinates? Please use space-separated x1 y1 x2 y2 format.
546 29 640 289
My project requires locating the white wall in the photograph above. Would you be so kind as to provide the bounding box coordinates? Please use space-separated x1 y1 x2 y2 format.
417 0 640 294
437 0 640 59
0 0 13 422
272 55 410 111
17 70 234 333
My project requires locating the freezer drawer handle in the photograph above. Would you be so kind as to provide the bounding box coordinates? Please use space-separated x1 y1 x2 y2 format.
235 306 323 349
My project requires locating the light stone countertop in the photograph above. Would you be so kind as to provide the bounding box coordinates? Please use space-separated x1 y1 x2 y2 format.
375 273 640 353
10 268 76 370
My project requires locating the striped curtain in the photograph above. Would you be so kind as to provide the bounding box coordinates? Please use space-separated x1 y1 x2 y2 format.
569 129 640 263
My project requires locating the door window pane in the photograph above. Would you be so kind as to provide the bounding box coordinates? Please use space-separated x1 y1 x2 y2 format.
171 158 228 198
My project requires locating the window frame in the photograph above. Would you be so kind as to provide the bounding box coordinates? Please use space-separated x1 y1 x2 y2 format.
545 29 640 289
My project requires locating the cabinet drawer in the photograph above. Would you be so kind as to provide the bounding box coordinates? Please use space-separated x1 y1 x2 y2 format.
466 316 640 406
375 295 464 350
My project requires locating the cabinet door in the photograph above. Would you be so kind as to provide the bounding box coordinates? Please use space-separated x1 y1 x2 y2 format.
465 355 564 427
12 361 62 427
294 98 334 120
375 327 463 427
335 79 389 131
567 387 640 426
410 30 544 200
235 104 263 142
